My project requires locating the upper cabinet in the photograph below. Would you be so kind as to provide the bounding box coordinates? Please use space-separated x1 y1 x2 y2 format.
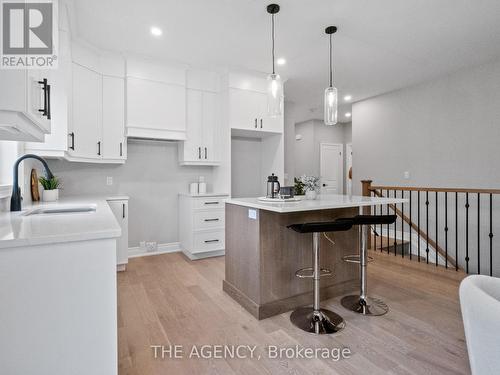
179 70 221 166
228 72 284 137
126 59 186 141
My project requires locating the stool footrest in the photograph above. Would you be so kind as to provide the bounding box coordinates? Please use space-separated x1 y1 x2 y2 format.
295 267 332 278
342 255 374 264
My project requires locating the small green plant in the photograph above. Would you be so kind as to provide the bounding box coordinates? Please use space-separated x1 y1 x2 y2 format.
294 177 305 195
39 176 61 190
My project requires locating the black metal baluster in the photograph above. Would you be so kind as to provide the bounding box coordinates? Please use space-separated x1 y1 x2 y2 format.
455 192 459 271
394 190 397 256
490 194 493 277
418 191 421 261
386 189 390 254
477 193 480 275
401 190 404 258
409 191 412 260
445 192 448 269
426 191 429 264
465 192 469 274
435 191 438 267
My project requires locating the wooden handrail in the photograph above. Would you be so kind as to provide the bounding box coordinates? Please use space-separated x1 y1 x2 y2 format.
370 186 500 195
371 189 460 270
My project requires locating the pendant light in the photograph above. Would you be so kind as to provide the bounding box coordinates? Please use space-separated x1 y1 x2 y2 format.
266 4 283 117
324 26 338 125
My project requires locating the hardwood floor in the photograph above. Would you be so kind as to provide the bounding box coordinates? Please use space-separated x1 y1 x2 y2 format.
118 251 470 375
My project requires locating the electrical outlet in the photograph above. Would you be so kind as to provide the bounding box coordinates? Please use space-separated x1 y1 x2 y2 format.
145 241 158 253
106 176 113 186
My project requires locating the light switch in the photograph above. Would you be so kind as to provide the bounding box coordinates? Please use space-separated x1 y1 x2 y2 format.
404 171 410 180
106 176 113 186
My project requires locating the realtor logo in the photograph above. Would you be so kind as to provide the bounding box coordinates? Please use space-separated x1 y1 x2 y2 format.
1 0 58 69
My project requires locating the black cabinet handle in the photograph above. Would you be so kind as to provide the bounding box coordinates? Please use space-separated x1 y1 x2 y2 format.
254 118 257 128
260 119 263 128
198 147 201 159
204 147 207 159
120 142 123 157
204 218 219 222
204 201 219 205
204 239 219 243
46 84 51 120
69 132 75 150
37 78 48 117
97 141 101 156
122 203 125 218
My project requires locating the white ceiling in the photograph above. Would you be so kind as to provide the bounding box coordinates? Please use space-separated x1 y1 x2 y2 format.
69 0 500 121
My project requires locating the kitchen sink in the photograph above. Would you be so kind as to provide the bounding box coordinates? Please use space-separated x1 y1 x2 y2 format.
23 204 97 216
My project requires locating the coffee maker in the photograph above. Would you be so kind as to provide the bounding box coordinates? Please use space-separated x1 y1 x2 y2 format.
266 174 281 199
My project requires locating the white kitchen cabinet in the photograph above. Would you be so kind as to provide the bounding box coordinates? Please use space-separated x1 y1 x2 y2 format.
107 198 129 271
178 89 220 165
102 76 126 160
0 68 52 142
179 193 228 260
126 59 186 140
69 63 102 160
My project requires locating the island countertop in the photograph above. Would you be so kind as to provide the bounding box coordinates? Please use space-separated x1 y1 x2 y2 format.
225 194 407 213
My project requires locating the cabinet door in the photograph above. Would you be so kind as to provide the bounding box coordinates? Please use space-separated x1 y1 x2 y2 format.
183 89 203 161
102 76 125 160
229 88 263 130
107 200 129 267
126 77 186 134
202 91 217 161
261 103 284 133
26 69 51 133
70 63 101 159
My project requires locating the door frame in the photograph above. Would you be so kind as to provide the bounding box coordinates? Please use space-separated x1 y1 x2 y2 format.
319 142 344 195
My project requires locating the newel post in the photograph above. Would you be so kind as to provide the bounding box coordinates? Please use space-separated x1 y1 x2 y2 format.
361 180 373 249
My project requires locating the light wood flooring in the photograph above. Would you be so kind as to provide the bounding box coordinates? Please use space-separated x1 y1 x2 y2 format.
118 251 470 375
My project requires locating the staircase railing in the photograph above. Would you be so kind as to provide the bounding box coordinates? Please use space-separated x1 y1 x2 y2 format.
361 180 500 276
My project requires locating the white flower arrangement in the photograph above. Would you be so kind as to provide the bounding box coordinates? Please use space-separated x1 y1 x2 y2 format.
299 175 320 192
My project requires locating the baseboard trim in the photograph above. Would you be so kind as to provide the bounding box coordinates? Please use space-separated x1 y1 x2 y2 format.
128 242 181 258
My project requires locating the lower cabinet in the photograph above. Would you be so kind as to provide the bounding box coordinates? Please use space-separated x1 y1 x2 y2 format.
179 193 228 260
107 197 129 271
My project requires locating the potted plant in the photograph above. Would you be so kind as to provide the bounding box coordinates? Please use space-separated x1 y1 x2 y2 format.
294 177 305 196
39 176 61 202
300 175 320 200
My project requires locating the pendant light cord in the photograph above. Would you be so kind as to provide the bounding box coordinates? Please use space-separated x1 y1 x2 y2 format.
329 33 333 87
272 14 276 74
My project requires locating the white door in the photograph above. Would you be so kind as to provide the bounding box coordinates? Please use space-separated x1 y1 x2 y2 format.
320 143 343 194
70 63 101 160
185 89 203 161
102 76 125 160
202 91 217 161
346 143 353 195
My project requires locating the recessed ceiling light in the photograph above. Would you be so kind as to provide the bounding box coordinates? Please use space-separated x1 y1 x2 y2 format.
150 26 163 37
345 112 352 118
276 57 286 65
344 95 352 101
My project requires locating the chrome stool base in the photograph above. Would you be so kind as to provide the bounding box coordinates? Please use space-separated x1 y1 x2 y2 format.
290 307 345 334
341 295 389 316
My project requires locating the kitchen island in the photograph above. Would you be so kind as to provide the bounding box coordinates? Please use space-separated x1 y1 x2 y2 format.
223 194 406 320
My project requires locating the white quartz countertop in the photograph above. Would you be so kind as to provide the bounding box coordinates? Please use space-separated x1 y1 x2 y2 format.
0 196 123 249
225 194 407 213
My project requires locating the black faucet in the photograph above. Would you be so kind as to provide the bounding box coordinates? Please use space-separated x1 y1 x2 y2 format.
10 154 54 212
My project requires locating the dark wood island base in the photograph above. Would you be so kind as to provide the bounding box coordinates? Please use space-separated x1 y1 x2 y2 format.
223 203 360 320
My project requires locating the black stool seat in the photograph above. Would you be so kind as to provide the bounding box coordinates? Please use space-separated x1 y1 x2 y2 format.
287 219 354 234
350 214 397 226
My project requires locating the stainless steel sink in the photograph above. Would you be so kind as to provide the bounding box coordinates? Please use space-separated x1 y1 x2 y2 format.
23 204 97 216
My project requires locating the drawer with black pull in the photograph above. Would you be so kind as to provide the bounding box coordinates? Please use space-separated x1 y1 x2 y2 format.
192 230 225 253
193 210 225 230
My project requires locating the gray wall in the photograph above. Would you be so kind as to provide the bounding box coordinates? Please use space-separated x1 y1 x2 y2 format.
46 140 214 247
352 58 500 275
230 137 262 198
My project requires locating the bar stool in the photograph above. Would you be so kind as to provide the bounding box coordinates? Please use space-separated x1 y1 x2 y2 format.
287 219 354 334
340 214 397 316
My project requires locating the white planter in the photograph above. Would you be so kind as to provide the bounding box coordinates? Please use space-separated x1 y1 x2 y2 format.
42 189 59 202
305 190 317 200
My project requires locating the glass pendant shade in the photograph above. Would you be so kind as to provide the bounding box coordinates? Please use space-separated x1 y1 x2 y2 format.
324 86 338 125
267 73 283 117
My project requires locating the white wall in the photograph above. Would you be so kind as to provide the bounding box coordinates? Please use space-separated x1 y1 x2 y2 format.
46 140 214 247
352 58 500 193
